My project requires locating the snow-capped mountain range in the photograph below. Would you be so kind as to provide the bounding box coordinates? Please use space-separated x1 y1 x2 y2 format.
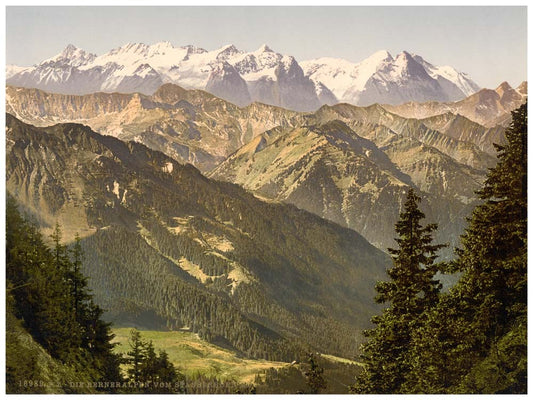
302 50 480 106
7 41 480 111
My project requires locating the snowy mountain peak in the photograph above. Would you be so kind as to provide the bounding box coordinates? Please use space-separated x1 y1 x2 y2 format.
153 40 172 47
367 49 394 63
149 41 175 53
182 44 207 53
102 42 148 60
353 50 394 79
374 49 393 58
41 44 96 67
208 61 243 78
397 50 411 58
410 53 480 97
63 43 79 54
410 53 430 66
220 44 239 52
182 45 208 60
303 49 481 106
216 44 242 60
117 42 146 53
8 41 482 110
257 44 274 53
392 51 429 78
281 55 297 66
394 51 415 65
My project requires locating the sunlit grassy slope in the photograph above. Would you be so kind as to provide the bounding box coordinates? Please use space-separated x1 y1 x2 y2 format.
111 328 289 383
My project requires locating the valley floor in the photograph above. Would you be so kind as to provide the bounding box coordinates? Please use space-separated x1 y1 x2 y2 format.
111 327 288 384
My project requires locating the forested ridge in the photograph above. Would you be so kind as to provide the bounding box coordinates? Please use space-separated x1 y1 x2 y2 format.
5 200 361 394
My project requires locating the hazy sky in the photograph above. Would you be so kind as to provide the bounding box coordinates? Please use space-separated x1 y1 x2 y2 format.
6 6 527 89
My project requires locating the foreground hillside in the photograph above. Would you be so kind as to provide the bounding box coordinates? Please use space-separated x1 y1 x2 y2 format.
6 114 389 361
111 327 362 394
6 196 122 393
6 197 358 394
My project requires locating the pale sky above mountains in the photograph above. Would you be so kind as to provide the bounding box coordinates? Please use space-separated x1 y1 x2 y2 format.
6 6 527 89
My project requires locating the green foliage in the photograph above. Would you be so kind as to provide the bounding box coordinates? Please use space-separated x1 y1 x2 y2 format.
254 354 360 394
6 292 44 393
6 196 123 393
126 329 146 382
256 366 307 394
380 189 446 310
405 104 527 394
6 295 99 394
113 327 360 394
124 329 186 393
353 188 445 393
357 103 527 394
456 315 527 394
7 199 78 361
83 225 305 362
69 234 90 326
305 353 327 394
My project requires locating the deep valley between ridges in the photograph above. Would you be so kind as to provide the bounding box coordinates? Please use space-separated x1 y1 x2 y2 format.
6 113 389 362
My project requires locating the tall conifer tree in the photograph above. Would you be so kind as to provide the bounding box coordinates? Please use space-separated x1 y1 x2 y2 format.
353 188 445 393
404 103 527 393
6 197 123 391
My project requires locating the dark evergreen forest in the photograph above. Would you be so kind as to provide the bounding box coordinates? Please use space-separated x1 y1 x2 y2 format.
353 103 527 394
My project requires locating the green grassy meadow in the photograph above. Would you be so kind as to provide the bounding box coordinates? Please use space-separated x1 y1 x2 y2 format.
111 328 288 383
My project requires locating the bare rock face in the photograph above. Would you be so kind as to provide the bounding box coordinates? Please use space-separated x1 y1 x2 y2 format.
273 56 322 111
383 81 527 128
210 119 486 255
205 62 251 107
6 84 306 172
